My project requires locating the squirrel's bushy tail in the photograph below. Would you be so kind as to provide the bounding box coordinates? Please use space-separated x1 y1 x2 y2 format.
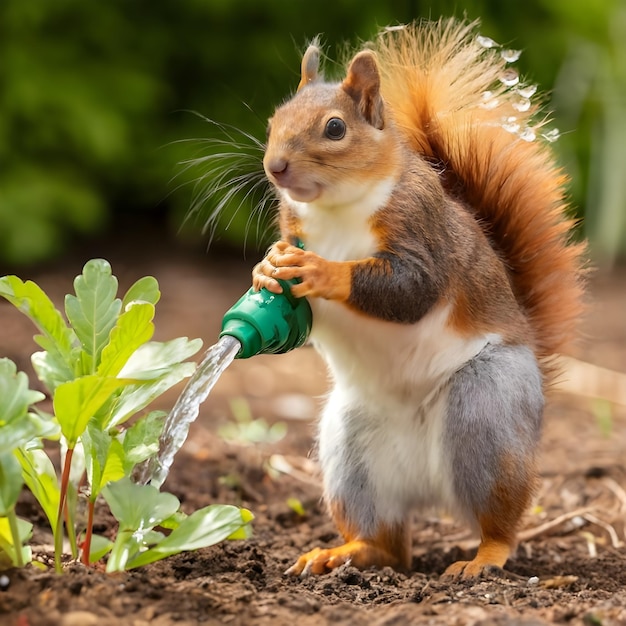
372 19 586 361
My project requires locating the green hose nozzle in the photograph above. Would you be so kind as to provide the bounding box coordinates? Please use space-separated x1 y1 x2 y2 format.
219 279 312 359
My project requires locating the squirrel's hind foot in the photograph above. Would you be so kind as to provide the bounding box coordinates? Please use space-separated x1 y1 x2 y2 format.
441 559 506 581
440 538 511 581
284 540 403 577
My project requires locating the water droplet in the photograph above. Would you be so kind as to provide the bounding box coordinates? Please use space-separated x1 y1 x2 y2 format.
542 128 561 143
481 91 501 109
384 24 406 32
502 116 520 133
500 69 520 87
520 127 536 142
512 97 531 112
517 84 537 99
477 35 498 49
501 49 522 63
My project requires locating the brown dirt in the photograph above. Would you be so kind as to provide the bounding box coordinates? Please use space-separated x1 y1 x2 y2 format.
1 235 625 626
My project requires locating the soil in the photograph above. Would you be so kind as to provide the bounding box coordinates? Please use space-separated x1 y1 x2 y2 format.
1 233 625 626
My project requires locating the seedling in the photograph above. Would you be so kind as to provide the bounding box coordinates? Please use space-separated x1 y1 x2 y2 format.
0 259 252 572
219 397 287 446
286 497 306 517
102 477 253 571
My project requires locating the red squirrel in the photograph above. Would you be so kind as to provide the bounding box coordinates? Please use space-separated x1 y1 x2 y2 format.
251 19 586 579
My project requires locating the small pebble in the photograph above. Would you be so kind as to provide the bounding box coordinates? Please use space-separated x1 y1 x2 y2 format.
527 575 540 586
0 575 9 591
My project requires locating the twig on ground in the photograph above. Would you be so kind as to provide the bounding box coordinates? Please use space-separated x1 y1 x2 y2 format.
268 454 320 486
518 506 596 542
602 476 626 514
582 513 624 548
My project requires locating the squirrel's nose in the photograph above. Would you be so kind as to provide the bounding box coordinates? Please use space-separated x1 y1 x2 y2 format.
266 157 288 179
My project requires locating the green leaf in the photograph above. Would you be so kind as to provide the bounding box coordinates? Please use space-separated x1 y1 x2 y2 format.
0 359 45 426
104 337 201 429
97 302 155 378
88 533 113 563
0 452 23 516
225 525 254 541
158 510 187 530
102 477 180 531
122 411 165 468
31 350 73 394
0 414 49 457
24 410 61 443
64 259 121 375
0 359 47 455
102 477 181 572
118 337 203 380
82 426 113 497
97 439 126 492
126 505 253 569
107 362 196 429
16 449 60 535
54 375 132 446
0 516 33 545
0 515 33 567
0 277 75 375
122 276 160 309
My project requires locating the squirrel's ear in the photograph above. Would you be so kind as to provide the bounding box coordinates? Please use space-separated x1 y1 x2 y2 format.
342 51 385 130
298 43 320 91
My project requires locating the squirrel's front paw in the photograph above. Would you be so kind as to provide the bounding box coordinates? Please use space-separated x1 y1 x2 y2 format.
253 242 352 301
252 241 291 294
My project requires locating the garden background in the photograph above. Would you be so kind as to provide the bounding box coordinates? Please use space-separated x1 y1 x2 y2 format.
0 0 624 269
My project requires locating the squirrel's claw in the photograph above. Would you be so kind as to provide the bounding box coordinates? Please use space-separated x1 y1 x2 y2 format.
440 560 506 581
284 540 401 577
440 538 511 580
284 547 343 577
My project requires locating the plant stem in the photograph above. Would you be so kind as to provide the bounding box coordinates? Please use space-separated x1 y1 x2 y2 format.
82 499 96 565
65 491 78 559
54 446 74 573
7 508 24 568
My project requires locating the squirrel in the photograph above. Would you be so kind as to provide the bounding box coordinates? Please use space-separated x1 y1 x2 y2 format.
251 18 586 579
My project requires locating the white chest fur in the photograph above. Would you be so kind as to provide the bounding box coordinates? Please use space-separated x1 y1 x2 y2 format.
287 177 394 261
314 302 498 528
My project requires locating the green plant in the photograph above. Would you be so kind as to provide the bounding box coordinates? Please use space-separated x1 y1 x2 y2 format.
286 497 306 517
218 397 287 446
0 358 48 568
0 259 252 572
102 477 252 572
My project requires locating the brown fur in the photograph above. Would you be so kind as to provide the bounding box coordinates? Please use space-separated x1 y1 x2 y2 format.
285 500 411 576
443 451 538 579
371 19 586 365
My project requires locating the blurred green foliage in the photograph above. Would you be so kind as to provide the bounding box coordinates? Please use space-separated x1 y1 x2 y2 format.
0 0 623 266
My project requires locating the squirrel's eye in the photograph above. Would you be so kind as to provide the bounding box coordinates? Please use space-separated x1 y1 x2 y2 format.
325 117 346 140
